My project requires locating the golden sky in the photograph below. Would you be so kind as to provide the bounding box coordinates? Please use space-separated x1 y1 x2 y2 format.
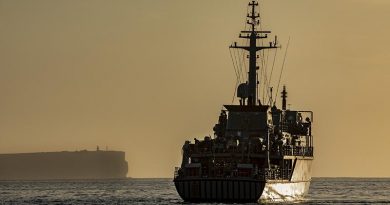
1 0 389 178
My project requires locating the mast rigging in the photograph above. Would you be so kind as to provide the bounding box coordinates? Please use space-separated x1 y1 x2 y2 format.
230 0 278 106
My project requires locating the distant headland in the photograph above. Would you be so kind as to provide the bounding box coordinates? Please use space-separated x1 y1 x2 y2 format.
0 149 128 180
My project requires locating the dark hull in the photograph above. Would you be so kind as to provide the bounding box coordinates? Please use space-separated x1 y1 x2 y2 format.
174 178 265 203
174 159 313 202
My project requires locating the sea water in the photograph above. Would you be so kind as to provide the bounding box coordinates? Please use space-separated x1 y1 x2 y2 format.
0 178 389 205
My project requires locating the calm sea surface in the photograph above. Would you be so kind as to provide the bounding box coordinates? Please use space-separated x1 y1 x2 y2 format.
0 178 389 205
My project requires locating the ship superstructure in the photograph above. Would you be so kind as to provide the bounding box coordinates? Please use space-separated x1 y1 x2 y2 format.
174 1 314 202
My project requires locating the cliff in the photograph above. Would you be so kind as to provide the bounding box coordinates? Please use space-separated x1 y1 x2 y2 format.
0 150 128 180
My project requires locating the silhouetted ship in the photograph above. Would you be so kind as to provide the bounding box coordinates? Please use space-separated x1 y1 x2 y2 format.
174 1 314 203
0 148 128 180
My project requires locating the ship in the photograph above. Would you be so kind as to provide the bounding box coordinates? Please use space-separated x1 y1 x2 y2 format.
173 1 314 203
0 148 128 180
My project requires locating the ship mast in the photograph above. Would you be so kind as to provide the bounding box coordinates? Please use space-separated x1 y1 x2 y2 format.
230 1 278 106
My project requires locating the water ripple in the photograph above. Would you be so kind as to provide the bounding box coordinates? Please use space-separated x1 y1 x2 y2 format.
0 178 389 205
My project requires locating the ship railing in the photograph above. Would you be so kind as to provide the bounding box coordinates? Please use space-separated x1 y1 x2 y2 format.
189 146 314 157
190 147 245 155
258 168 290 180
174 167 292 181
282 146 313 157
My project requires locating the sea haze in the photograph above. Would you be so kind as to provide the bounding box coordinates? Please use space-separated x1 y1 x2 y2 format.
0 178 389 205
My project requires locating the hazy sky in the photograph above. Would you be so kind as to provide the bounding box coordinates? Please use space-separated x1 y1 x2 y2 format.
1 0 389 178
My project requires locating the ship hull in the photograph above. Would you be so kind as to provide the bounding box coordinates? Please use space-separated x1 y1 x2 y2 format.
174 159 313 203
260 158 313 202
260 180 310 202
173 179 311 203
174 178 265 203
